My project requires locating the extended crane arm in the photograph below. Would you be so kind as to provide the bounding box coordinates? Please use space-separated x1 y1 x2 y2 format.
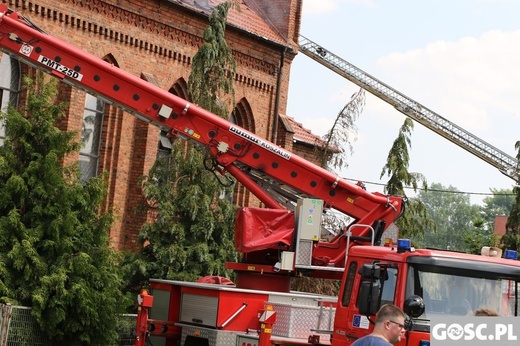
0 6 403 245
299 35 518 181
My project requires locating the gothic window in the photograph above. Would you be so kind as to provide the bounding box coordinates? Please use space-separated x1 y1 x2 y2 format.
157 130 172 163
157 78 189 161
0 54 21 145
231 98 255 206
79 94 104 182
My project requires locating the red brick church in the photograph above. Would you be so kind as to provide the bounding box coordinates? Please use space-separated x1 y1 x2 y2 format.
0 0 324 251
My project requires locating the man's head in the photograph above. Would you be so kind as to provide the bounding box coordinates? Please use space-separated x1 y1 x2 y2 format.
374 304 406 344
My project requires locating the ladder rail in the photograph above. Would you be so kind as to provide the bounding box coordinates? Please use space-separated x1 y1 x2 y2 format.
298 35 518 180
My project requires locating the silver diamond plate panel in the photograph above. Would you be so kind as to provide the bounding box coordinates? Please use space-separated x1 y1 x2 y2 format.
296 239 313 265
268 302 335 343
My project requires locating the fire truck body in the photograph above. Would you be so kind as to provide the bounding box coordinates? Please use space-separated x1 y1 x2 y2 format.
146 279 337 346
140 240 520 346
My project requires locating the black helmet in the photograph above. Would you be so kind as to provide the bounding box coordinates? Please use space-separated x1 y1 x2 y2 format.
404 295 425 318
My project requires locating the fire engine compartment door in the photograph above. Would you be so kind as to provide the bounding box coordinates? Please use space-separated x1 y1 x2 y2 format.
180 293 218 328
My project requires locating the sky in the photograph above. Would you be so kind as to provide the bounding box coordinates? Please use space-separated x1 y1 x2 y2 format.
286 0 520 205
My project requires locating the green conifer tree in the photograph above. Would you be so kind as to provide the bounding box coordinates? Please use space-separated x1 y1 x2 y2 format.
380 118 432 241
188 1 237 116
0 74 127 345
126 2 238 286
137 140 237 282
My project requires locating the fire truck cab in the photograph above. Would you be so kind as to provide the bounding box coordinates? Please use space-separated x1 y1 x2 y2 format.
334 242 519 345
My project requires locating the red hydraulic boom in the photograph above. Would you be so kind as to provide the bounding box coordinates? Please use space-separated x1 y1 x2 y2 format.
0 5 404 274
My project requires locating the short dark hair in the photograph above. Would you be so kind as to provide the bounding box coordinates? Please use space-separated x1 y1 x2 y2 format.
375 304 405 324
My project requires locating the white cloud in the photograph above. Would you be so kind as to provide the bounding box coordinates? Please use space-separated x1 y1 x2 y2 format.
373 30 520 134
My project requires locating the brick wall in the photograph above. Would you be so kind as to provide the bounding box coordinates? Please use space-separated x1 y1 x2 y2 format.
1 0 301 251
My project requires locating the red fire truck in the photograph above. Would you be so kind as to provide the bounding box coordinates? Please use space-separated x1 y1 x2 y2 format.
0 5 518 346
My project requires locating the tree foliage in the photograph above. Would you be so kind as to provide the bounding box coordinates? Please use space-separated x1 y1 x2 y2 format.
0 74 127 345
418 183 482 251
482 188 515 224
380 118 431 241
131 141 237 283
464 189 513 254
502 140 520 253
125 2 239 287
481 188 514 250
188 1 237 116
318 88 365 169
463 220 500 255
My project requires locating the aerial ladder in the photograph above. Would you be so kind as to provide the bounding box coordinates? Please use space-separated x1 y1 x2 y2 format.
298 35 519 181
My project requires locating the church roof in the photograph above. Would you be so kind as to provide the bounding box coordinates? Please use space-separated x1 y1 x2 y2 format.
167 0 289 47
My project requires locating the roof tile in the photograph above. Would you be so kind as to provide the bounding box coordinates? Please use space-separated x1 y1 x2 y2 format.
168 0 288 46
280 114 326 148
